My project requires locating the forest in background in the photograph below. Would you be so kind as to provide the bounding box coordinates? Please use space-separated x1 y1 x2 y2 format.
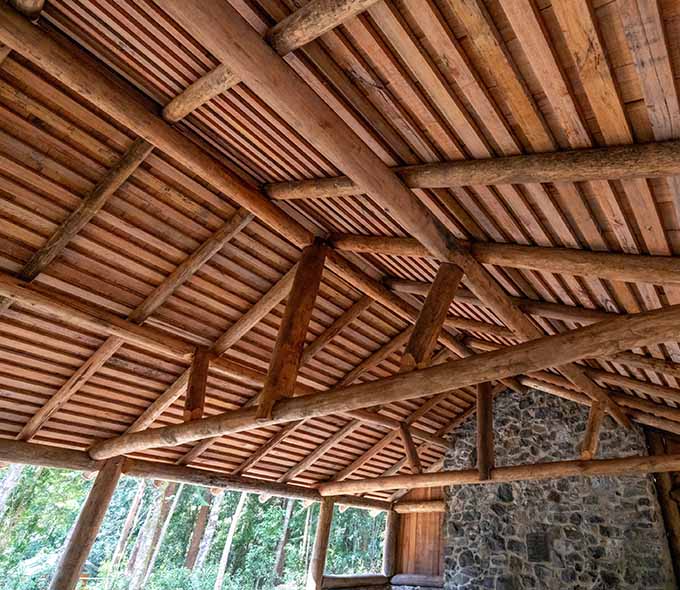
0 463 386 590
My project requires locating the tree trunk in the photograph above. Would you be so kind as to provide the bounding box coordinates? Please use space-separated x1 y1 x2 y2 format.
185 489 211 569
273 499 295 584
213 492 248 590
301 505 312 588
128 484 165 589
195 489 225 571
106 479 146 588
0 463 23 520
142 483 183 585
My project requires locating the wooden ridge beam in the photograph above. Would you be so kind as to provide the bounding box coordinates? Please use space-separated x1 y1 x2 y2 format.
163 0 380 122
87 301 680 460
332 233 680 286
317 452 680 496
257 242 328 420
15 208 253 441
266 140 680 199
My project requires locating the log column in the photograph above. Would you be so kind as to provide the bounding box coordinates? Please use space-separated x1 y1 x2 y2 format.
382 509 400 577
49 458 124 590
307 497 335 590
476 382 494 481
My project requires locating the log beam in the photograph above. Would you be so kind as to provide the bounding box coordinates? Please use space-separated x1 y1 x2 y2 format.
318 452 680 496
257 242 328 420
332 233 680 286
163 0 380 122
476 382 494 480
184 346 210 422
89 301 680 459
393 500 446 513
266 140 680 199
398 424 422 474
48 458 124 590
580 402 605 460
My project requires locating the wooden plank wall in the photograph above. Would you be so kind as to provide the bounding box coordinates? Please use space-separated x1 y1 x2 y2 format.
396 487 444 577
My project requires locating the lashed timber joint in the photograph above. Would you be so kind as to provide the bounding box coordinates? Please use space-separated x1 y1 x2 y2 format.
162 0 381 123
256 240 329 421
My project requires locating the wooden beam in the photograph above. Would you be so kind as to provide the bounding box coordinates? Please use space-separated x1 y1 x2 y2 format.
580 402 605 460
0 439 389 511
301 295 372 365
307 497 334 590
401 263 463 372
163 0 380 122
266 140 680 198
0 43 10 66
318 452 680 496
162 0 452 262
15 208 252 440
382 510 399 577
88 301 680 460
184 346 210 422
322 575 389 589
0 4 314 247
231 420 304 476
398 424 422 474
332 233 680 286
257 242 328 420
393 500 446 514
476 382 493 480
8 0 43 18
48 458 124 590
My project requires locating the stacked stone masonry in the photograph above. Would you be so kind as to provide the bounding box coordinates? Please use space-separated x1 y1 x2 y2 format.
443 388 676 590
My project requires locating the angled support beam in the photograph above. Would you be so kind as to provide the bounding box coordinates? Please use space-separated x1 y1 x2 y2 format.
580 402 605 460
184 346 210 421
400 263 464 372
266 140 680 199
256 241 328 420
331 234 680 287
476 382 494 480
163 0 380 122
231 420 305 476
88 300 680 460
14 208 252 441
398 423 422 474
0 138 153 314
318 452 680 496
48 458 124 590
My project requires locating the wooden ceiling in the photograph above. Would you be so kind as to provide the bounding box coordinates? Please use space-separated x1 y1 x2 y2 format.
1 0 680 502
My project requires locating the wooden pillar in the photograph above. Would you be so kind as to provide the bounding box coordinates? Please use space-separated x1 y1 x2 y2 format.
476 382 494 481
382 509 400 577
580 402 605 459
49 458 124 590
647 431 680 581
184 346 210 421
307 497 335 590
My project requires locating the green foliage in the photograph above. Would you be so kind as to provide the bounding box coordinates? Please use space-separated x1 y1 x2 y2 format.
0 465 387 590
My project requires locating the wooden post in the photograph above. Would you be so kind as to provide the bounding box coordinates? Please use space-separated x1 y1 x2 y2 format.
477 382 494 481
307 497 335 590
48 458 124 590
399 424 422 474
382 510 399 577
580 402 605 460
184 346 210 421
257 241 328 420
646 431 680 581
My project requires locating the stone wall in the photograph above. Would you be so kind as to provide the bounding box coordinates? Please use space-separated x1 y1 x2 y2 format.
443 388 676 590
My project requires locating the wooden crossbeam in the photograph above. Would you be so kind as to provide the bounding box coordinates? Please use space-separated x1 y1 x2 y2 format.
331 233 680 286
476 382 493 480
88 301 680 460
256 242 328 420
163 0 380 122
317 452 680 496
266 140 680 199
14 208 252 441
